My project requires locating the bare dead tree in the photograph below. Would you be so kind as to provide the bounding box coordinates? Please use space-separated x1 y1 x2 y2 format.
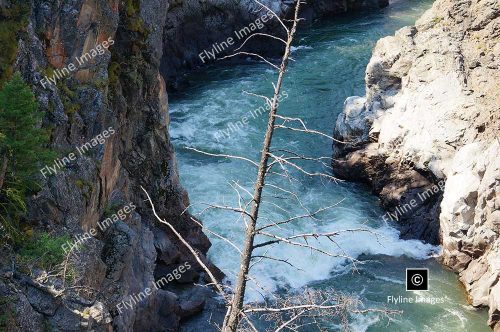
221 1 306 329
142 0 398 330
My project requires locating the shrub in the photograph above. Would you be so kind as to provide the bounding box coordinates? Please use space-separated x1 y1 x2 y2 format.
0 1 30 85
17 232 71 271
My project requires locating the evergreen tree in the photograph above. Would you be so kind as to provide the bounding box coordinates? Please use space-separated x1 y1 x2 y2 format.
0 73 53 191
0 73 54 241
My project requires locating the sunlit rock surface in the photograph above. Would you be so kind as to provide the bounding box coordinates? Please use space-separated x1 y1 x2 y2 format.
333 0 499 328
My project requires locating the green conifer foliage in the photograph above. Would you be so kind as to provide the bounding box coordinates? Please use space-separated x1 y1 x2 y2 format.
0 73 54 242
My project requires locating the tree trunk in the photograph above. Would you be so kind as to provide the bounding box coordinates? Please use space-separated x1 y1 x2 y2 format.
222 1 302 330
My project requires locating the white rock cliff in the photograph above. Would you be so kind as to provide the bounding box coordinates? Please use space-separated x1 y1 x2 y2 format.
332 0 499 328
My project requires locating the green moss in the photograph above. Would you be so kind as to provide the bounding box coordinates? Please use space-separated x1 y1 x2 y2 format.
59 82 76 99
107 0 152 103
17 232 71 271
75 179 85 190
92 78 108 90
63 102 79 115
75 179 93 201
103 203 121 219
40 66 55 79
127 19 147 34
123 0 149 34
107 61 121 87
125 0 140 16
55 78 80 116
431 16 443 26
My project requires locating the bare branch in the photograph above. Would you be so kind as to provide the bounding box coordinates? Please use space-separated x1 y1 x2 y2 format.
244 304 344 313
189 216 242 255
257 200 345 231
223 0 304 329
265 183 313 216
251 255 304 271
242 90 272 107
185 147 259 167
268 152 341 183
253 0 290 34
196 203 253 219
219 52 280 70
255 231 357 263
273 114 347 143
233 33 287 53
141 186 227 299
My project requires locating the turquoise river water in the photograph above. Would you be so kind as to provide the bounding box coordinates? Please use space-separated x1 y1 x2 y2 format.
169 1 490 330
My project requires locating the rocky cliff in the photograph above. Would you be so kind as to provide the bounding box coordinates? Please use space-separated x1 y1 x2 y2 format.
332 0 499 329
4 0 217 331
0 0 389 331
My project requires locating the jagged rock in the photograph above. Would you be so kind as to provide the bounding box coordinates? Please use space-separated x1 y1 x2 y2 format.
332 0 500 328
0 279 44 332
333 96 371 155
26 284 61 316
86 302 112 326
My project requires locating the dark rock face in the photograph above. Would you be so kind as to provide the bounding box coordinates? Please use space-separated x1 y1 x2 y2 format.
7 0 215 330
332 144 441 244
160 0 389 87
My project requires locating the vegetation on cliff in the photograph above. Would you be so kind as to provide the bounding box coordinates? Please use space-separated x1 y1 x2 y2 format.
0 73 54 243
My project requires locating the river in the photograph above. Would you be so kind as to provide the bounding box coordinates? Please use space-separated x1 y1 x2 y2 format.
169 0 489 330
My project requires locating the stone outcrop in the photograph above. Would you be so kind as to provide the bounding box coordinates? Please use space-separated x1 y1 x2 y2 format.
332 0 499 328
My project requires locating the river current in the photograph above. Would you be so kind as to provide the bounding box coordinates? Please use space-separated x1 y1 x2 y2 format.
169 1 489 330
